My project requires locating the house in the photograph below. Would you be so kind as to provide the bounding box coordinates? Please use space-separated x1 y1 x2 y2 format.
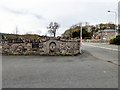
95 29 117 41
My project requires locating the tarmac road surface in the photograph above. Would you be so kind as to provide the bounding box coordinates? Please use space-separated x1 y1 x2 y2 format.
2 43 118 88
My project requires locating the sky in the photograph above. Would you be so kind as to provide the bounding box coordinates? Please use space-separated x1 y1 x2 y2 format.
0 0 119 36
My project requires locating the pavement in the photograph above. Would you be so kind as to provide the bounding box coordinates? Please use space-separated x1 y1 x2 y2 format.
2 43 118 88
83 42 119 51
83 42 119 65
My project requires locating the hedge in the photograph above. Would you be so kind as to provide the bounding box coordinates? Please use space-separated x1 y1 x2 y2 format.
109 35 120 45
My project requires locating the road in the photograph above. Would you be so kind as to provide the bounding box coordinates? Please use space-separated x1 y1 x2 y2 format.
2 43 118 88
83 42 119 65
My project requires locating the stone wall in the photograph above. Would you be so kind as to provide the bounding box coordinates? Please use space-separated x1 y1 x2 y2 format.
2 37 80 56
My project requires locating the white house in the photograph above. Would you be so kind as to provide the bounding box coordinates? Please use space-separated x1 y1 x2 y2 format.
95 29 117 41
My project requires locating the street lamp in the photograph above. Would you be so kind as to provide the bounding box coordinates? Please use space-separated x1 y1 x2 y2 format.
108 10 118 37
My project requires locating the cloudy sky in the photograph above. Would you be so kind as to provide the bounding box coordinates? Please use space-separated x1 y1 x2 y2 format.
0 0 119 36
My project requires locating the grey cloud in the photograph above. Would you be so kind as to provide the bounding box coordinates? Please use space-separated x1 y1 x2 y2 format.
31 13 43 20
2 7 28 14
2 7 44 19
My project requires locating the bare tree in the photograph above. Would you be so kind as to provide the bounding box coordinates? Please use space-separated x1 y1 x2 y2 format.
47 22 59 37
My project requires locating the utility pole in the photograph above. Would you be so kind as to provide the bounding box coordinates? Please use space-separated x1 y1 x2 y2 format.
80 23 82 54
16 26 18 35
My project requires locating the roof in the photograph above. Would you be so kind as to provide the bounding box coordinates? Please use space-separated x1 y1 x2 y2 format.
98 29 116 33
103 29 116 32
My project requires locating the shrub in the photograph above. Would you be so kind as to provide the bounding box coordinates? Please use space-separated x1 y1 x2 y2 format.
109 35 120 45
109 38 114 44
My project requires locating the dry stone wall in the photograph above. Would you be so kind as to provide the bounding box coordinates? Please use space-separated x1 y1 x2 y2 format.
2 37 80 56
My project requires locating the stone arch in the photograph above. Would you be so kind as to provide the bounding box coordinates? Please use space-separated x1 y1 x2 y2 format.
49 41 57 54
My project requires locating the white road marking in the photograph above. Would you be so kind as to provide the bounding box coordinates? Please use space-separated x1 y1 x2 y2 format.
83 44 119 51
